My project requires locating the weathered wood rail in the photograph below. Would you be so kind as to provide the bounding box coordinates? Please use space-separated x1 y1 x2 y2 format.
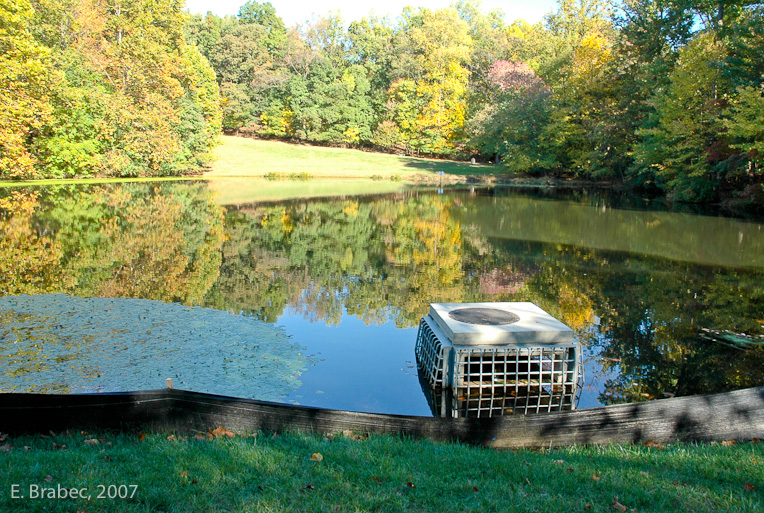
2 387 763 448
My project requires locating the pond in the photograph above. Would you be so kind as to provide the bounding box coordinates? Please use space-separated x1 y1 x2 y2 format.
1 181 763 416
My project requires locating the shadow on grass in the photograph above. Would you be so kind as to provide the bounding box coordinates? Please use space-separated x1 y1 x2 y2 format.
401 158 495 176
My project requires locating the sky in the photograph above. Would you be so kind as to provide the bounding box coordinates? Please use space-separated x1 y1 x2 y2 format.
183 0 560 28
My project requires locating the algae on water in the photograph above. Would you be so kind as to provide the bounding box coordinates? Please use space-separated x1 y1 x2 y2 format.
0 294 307 401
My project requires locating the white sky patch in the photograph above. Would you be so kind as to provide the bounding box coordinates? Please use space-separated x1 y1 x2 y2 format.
183 0 559 27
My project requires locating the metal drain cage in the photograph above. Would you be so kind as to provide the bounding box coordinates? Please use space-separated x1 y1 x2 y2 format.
416 314 583 418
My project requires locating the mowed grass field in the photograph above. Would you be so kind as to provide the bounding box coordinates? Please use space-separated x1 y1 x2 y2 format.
205 136 489 179
1 430 762 513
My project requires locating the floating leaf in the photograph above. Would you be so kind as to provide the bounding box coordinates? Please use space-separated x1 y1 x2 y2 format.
309 453 323 462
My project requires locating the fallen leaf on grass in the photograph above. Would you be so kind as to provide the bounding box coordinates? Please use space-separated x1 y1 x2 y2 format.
406 481 416 488
180 471 189 478
137 433 146 442
567 468 574 473
645 440 664 449
744 483 757 492
371 475 382 484
584 504 591 510
304 484 315 490
83 439 99 446
309 453 324 462
194 434 209 441
0 444 11 453
752 438 760 443
471 486 478 492
51 442 67 450
44 475 53 483
167 434 177 441
0 433 7 442
341 429 366 441
24 446 31 451
554 460 565 464
612 497 629 512
721 440 736 447
592 474 601 481
209 426 235 438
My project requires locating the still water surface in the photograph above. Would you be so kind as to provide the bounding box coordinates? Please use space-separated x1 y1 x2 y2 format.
1 181 763 415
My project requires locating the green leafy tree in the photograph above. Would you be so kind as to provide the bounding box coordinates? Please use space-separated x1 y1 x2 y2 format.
634 32 728 201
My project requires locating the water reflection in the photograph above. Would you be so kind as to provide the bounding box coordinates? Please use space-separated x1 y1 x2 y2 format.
1 182 763 413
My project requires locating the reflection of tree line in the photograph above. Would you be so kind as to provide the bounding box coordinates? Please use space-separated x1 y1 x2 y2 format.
2 185 763 405
0 184 225 303
208 192 764 405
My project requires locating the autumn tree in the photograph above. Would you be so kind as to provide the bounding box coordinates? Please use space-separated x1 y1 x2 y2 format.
0 0 54 179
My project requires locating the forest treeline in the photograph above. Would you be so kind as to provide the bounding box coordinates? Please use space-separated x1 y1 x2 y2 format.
1 0 222 179
1 0 763 204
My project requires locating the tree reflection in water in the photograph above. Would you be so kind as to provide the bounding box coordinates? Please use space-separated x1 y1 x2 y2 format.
1 183 763 409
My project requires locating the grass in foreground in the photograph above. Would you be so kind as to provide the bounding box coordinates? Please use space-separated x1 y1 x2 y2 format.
205 136 489 179
1 430 762 512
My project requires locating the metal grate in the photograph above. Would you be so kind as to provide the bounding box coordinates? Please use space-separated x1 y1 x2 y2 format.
415 317 446 388
415 315 582 418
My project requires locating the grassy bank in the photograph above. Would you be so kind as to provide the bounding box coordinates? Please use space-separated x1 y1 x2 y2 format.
205 136 490 180
1 430 762 512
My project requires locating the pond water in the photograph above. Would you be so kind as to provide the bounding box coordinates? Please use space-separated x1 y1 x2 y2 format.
1 181 763 416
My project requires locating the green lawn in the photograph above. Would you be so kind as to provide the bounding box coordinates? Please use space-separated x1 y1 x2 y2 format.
205 136 489 179
1 430 762 513
207 178 414 205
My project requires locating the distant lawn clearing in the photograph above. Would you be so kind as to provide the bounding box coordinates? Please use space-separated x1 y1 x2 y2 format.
205 136 489 180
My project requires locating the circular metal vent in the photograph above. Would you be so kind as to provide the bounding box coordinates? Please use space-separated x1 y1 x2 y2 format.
447 307 520 326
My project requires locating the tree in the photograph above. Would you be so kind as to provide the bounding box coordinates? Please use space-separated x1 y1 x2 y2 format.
0 0 54 179
633 31 729 201
470 60 557 171
384 8 472 155
238 0 286 54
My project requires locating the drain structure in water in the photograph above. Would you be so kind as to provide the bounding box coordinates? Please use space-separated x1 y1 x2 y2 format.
415 302 583 418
